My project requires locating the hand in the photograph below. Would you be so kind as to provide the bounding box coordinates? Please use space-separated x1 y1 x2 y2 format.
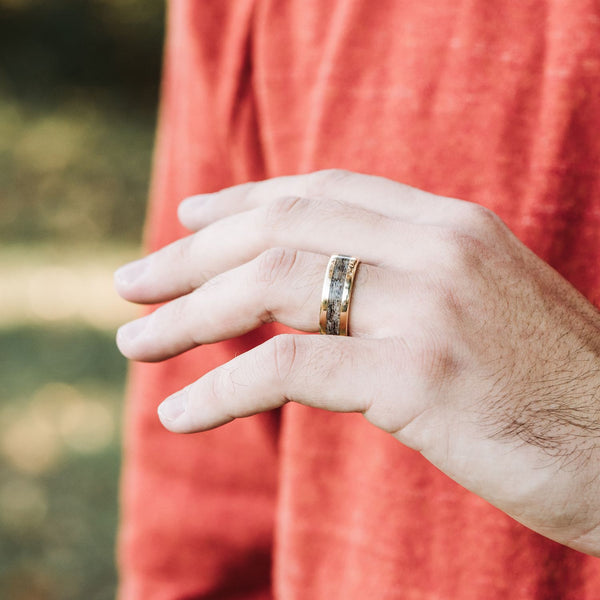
115 169 600 555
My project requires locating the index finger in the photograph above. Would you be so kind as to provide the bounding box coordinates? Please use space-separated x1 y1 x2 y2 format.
178 169 471 231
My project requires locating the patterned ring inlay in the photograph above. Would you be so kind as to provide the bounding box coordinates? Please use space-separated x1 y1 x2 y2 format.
319 254 360 336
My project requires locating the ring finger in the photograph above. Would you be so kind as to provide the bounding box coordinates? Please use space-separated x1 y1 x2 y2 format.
116 248 409 362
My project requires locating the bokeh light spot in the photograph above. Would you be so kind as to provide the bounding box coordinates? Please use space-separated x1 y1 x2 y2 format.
1 412 61 474
26 266 79 321
59 399 114 453
31 381 115 454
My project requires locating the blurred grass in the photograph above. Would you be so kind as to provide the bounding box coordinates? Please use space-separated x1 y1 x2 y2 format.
0 327 125 600
0 0 164 598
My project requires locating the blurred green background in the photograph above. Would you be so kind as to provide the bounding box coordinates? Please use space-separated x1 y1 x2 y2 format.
1 0 165 598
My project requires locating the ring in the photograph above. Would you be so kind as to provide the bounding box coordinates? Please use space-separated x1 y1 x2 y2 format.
319 254 361 336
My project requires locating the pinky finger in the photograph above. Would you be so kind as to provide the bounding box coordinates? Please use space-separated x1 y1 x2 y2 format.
157 334 393 434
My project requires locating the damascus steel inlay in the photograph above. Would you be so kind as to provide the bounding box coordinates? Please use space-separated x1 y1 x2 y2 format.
326 256 351 335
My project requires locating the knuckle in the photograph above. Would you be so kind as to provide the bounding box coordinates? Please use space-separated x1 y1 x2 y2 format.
423 276 478 343
270 334 300 383
209 366 238 402
456 202 504 234
263 196 309 230
163 294 190 326
196 272 222 294
166 236 217 289
436 228 489 274
167 237 193 269
255 247 300 285
403 329 462 388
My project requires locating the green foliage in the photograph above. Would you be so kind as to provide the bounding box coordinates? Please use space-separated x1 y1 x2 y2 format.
0 0 163 106
1 99 157 244
0 0 165 244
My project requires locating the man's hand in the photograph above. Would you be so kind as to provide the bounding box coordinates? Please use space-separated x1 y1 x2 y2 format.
114 169 600 556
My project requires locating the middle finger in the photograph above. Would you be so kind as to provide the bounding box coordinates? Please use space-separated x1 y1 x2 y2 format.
115 196 437 305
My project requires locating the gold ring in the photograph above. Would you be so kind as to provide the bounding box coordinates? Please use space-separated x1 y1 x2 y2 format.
319 254 360 335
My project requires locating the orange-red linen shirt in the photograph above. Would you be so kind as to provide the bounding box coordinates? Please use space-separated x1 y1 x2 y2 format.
117 1 600 598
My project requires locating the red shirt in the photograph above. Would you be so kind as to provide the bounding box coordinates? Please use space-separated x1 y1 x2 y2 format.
118 1 600 598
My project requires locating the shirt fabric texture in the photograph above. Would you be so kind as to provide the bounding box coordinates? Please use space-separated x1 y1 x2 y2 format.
117 1 600 598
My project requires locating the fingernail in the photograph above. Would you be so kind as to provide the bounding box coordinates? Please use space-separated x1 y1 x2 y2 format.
117 316 148 343
114 258 149 287
158 389 188 422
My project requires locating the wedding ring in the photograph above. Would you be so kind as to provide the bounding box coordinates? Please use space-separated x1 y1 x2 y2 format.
319 254 360 336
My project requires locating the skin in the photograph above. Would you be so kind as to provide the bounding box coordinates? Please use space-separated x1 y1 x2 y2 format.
115 169 600 556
